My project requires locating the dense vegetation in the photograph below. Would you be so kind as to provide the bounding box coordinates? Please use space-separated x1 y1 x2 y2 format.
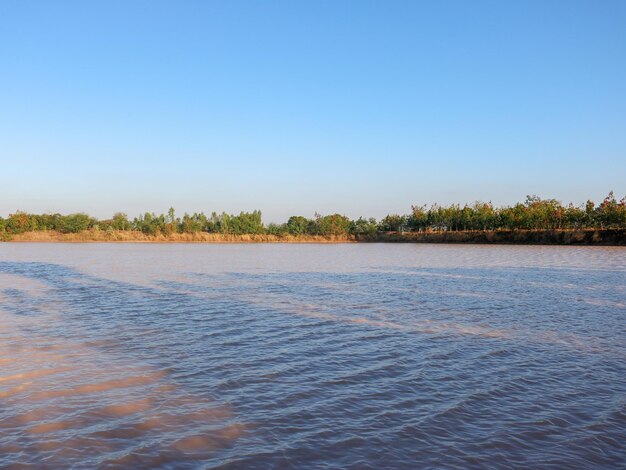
1 192 625 238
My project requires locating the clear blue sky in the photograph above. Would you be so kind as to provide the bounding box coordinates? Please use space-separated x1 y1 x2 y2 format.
1 0 624 222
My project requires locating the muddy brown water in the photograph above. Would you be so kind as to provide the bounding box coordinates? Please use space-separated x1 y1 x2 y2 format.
1 244 625 469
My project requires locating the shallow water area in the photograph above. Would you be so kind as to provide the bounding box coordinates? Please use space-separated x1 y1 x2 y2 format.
1 244 625 469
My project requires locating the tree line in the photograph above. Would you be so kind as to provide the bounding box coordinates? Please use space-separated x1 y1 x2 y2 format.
1 192 624 237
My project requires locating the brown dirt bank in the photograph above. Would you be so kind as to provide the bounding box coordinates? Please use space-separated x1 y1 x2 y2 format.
4 230 355 243
358 229 626 245
3 229 625 245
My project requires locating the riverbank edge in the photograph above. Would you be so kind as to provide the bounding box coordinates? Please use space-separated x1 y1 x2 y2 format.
2 229 625 245
357 228 626 245
3 231 355 243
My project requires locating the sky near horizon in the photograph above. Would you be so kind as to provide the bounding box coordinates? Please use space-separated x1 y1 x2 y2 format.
1 1 625 222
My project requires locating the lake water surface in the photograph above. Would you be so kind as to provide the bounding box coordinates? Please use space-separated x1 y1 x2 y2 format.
1 244 625 469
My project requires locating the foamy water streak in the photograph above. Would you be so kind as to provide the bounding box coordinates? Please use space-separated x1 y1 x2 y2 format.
0 244 625 469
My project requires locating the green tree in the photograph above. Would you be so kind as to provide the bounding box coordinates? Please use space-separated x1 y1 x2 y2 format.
350 217 378 235
409 205 428 231
316 214 351 236
286 216 310 235
379 214 406 232
6 211 36 234
57 213 95 233
111 212 131 230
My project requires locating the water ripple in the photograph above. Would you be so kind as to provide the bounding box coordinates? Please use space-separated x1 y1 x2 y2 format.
0 244 625 469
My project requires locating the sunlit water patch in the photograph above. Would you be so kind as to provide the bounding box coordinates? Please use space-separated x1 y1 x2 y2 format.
0 244 625 469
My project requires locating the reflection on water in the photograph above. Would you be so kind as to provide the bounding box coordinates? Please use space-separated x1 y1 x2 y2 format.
0 244 625 468
0 274 244 468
